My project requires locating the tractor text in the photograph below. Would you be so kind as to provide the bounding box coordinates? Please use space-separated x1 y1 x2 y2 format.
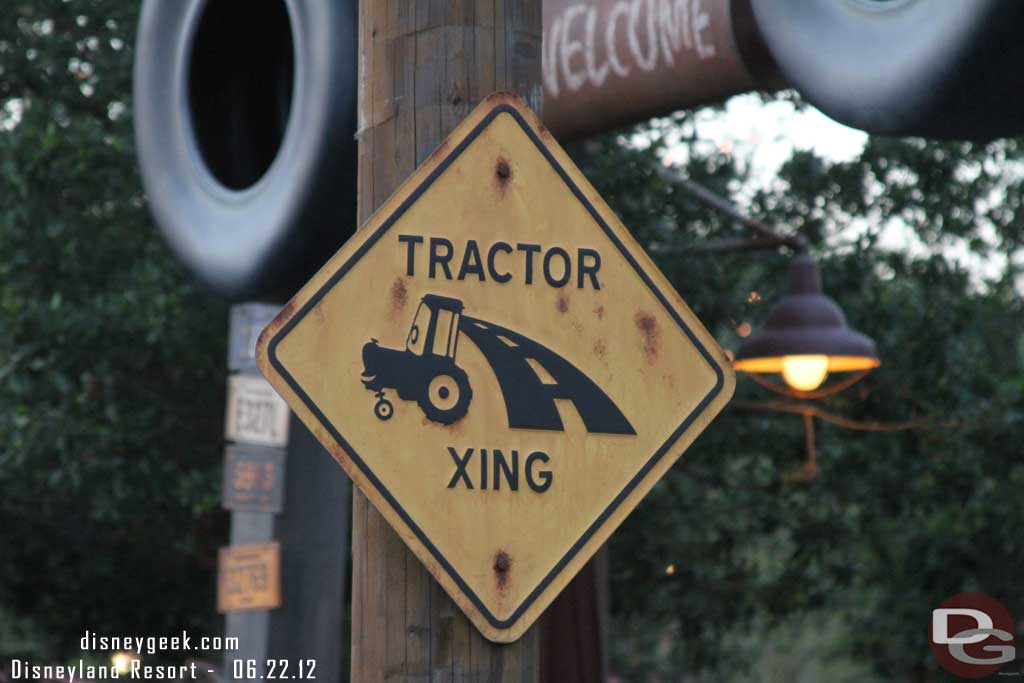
399 234 602 289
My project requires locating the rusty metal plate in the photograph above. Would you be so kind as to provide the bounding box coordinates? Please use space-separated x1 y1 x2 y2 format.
217 542 282 613
256 93 734 642
222 445 286 513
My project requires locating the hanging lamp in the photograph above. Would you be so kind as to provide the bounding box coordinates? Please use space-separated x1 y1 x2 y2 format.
733 252 879 392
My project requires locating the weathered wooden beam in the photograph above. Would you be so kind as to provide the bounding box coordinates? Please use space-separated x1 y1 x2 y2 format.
542 0 781 139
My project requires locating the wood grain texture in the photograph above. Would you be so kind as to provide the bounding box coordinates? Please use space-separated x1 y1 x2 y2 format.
538 545 609 682
353 2 541 680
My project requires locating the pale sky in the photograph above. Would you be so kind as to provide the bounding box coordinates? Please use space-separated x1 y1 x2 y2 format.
652 93 1016 290
662 93 868 179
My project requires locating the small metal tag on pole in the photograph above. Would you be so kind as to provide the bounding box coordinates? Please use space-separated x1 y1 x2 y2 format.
220 304 350 682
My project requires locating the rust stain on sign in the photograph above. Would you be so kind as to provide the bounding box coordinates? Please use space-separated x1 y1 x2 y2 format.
495 157 512 196
390 277 409 313
493 551 513 590
496 158 511 180
635 311 659 361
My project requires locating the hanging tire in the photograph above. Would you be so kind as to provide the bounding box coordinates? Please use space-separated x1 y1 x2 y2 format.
419 370 473 425
133 0 358 300
749 0 1024 140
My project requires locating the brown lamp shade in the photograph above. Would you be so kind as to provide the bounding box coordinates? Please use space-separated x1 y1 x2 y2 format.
733 253 880 374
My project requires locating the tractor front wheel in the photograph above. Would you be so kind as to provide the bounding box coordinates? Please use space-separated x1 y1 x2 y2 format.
373 397 394 421
419 370 472 425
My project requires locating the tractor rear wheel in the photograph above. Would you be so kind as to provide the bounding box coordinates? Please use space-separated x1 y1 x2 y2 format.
419 370 473 425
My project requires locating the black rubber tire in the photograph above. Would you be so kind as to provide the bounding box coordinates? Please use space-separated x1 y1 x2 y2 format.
418 370 474 426
134 0 358 300
749 0 1024 140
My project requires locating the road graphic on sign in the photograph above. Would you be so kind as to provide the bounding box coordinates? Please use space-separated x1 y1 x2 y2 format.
361 293 635 434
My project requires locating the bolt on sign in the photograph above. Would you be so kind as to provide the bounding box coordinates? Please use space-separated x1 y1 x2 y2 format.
256 93 734 642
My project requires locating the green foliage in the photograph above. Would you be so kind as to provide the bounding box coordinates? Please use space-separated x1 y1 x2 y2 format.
582 120 1024 680
0 605 57 662
0 0 226 657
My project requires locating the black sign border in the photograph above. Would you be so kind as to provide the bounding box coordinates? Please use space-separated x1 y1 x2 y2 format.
268 104 726 630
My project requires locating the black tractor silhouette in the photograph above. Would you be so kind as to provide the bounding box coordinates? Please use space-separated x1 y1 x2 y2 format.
361 294 473 425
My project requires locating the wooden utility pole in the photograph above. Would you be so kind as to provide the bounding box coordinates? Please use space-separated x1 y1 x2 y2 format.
351 2 542 680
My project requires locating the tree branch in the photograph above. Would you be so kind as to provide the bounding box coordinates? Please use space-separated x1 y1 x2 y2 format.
731 399 939 432
656 165 808 251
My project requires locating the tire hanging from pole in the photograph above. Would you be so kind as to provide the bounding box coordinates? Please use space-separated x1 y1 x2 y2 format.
748 0 1024 140
134 0 1024 300
133 0 358 300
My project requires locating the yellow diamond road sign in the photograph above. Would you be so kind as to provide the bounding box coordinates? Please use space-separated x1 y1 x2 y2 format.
256 93 734 643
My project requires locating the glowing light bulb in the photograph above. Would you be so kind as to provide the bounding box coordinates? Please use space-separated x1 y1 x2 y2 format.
781 355 829 391
111 653 133 675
